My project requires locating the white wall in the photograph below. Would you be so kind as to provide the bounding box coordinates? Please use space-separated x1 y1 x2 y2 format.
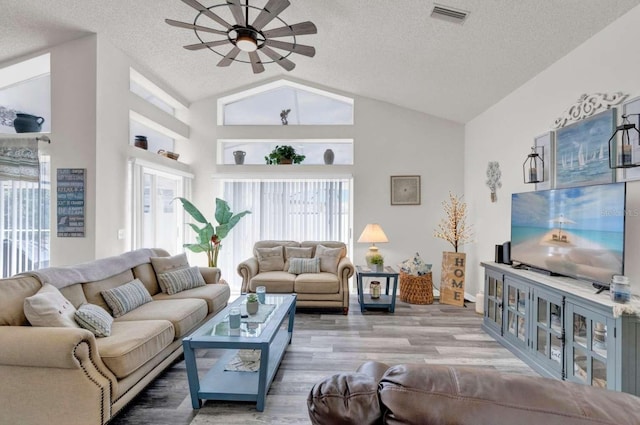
185 79 464 287
465 4 640 295
49 35 98 265
2 34 192 266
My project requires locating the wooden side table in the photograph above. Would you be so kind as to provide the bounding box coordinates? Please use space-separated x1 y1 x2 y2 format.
356 265 399 313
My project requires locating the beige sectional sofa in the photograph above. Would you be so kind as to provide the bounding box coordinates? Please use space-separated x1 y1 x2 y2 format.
237 241 354 314
0 248 230 425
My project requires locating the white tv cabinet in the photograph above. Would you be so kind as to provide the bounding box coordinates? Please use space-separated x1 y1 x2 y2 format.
482 262 640 396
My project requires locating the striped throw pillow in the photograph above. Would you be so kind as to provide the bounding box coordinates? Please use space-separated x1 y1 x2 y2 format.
288 257 321 274
101 279 153 318
75 303 114 337
157 266 206 295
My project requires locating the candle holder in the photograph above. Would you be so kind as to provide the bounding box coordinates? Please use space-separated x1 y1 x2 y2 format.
523 146 544 184
608 114 640 169
370 281 381 299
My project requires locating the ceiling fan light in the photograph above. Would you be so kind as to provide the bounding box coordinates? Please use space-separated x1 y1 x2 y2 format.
236 35 257 52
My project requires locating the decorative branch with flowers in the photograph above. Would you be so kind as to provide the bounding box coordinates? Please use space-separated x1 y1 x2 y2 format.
433 192 473 253
177 197 251 267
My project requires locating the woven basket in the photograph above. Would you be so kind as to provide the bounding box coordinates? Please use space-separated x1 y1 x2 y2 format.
399 271 434 304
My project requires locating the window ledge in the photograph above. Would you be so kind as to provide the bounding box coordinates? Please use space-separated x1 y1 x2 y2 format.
128 146 193 177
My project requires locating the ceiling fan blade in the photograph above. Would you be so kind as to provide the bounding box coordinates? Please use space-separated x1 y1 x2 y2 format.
263 21 317 38
264 39 315 57
260 46 296 71
218 46 241 67
251 0 290 31
182 0 232 29
226 0 245 26
248 51 265 74
184 39 231 50
165 19 227 35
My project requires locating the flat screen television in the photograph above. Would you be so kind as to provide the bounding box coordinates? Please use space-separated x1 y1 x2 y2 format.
510 183 626 287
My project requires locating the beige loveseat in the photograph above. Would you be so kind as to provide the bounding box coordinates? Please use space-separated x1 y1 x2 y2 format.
0 248 230 425
237 241 354 314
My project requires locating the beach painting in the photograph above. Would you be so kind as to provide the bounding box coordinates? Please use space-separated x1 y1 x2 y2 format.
555 109 615 188
511 183 625 285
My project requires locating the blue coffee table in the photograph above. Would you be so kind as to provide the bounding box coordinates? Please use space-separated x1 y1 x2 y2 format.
182 293 296 411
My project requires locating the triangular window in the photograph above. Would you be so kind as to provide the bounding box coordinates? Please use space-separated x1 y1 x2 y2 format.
219 80 353 125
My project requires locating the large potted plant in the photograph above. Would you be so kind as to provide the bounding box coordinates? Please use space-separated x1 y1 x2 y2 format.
177 197 251 267
265 145 305 164
434 192 473 306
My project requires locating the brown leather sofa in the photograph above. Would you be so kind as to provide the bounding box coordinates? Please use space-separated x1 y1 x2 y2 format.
307 361 640 425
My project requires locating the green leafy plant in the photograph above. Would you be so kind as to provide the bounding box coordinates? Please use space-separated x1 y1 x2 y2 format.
247 293 259 303
369 254 384 265
265 145 305 164
177 197 251 267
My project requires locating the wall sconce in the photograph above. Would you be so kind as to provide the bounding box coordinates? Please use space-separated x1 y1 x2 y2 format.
608 114 640 169
523 146 544 184
357 223 389 267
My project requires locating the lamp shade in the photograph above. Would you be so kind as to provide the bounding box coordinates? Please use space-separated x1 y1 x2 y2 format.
357 224 389 244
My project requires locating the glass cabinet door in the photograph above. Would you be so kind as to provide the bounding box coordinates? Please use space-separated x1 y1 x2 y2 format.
484 271 504 334
531 289 564 378
504 277 528 350
565 303 615 390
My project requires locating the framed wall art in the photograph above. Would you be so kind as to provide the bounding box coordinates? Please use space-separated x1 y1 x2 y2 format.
534 131 553 191
622 96 640 182
554 109 615 188
57 168 86 237
390 175 420 205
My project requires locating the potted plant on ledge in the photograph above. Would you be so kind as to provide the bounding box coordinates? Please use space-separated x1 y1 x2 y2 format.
265 145 305 165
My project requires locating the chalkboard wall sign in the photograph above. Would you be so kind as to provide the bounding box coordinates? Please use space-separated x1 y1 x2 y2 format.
57 168 85 237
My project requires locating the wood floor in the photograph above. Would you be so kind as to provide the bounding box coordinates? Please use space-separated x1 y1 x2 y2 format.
109 296 537 425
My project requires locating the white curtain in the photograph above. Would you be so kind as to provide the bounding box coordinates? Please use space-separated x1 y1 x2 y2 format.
217 178 351 291
0 138 49 277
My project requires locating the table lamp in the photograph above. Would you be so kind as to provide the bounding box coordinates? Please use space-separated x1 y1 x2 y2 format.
357 223 389 267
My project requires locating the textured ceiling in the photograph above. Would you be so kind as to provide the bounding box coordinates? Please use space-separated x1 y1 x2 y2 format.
1 0 639 123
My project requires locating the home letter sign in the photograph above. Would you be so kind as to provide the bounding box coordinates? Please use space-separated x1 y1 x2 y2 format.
440 252 466 306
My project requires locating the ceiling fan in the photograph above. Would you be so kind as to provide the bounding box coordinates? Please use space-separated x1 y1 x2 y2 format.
166 0 317 73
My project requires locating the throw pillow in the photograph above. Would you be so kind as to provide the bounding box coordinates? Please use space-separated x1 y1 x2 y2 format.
283 246 313 270
150 253 189 273
75 303 114 337
288 257 321 274
157 266 206 295
399 252 432 276
256 246 284 272
101 279 153 318
23 283 80 328
315 244 342 274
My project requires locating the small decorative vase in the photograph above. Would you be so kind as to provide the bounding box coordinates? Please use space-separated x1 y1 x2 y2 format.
14 113 45 133
246 301 259 315
134 135 148 150
374 264 384 272
323 149 335 165
233 150 246 165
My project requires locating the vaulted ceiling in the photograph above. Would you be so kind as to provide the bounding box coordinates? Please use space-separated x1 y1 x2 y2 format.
1 0 639 123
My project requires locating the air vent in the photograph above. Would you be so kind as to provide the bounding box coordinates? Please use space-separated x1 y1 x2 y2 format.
431 4 469 24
